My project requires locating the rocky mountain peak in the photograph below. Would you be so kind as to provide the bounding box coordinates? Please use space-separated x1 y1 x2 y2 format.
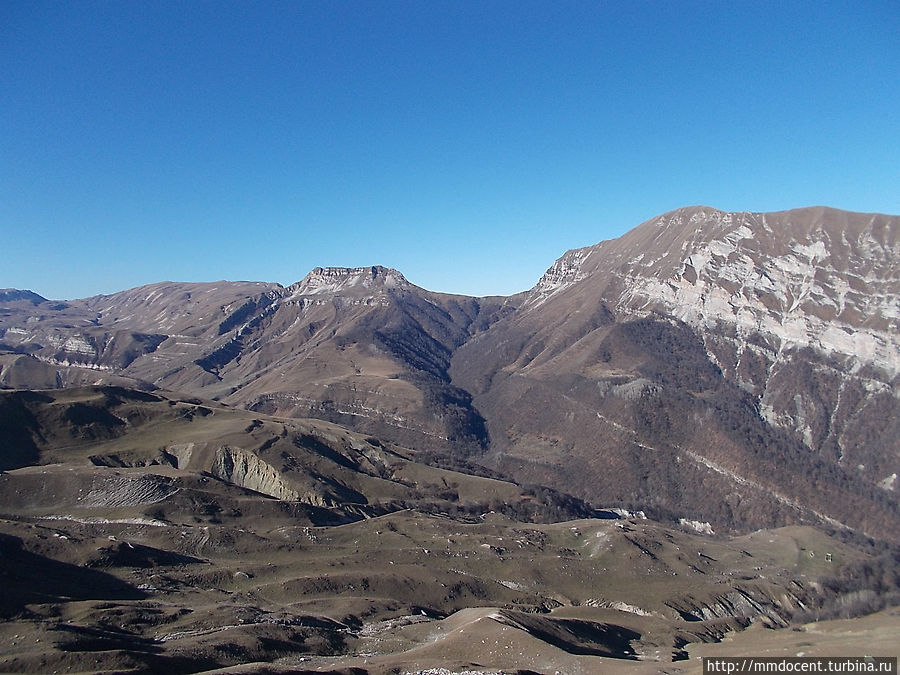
524 247 594 308
288 265 410 297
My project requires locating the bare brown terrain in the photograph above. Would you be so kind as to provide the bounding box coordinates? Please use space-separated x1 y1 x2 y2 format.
0 386 897 673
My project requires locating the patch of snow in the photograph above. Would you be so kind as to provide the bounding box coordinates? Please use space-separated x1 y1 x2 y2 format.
878 473 897 492
62 335 95 356
609 508 646 519
40 515 169 527
680 518 715 535
591 600 657 617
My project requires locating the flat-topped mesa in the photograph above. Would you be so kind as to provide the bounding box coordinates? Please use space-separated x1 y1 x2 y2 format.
288 265 411 297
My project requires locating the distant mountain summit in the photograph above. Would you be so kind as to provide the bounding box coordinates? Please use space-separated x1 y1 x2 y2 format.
0 289 47 305
2 207 897 539
288 266 411 298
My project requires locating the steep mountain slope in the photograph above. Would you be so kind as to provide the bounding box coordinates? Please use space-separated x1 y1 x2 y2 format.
451 207 899 539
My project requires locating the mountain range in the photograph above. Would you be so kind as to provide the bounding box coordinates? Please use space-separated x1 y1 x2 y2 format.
2 206 898 541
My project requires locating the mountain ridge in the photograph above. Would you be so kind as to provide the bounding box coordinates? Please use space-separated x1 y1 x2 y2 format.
2 205 897 540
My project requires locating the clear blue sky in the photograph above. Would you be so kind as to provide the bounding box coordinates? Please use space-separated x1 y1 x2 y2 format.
3 1 899 300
